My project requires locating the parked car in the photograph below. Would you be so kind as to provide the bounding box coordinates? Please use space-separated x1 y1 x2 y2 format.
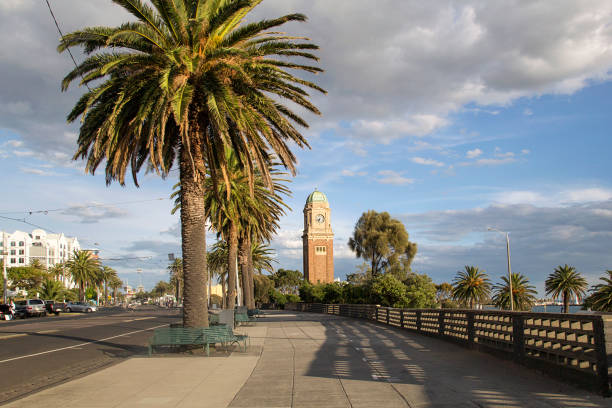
44 300 66 316
65 302 97 313
14 299 46 317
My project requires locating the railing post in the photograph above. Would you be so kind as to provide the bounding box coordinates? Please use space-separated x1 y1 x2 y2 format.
400 309 404 328
416 310 422 332
512 314 526 364
375 306 379 322
593 316 610 397
467 311 475 347
386 308 390 325
438 310 445 336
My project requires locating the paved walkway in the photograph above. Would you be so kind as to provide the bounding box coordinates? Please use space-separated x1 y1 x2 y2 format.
6 311 612 407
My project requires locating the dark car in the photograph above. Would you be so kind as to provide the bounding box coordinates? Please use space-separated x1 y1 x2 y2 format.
14 299 46 317
44 300 66 316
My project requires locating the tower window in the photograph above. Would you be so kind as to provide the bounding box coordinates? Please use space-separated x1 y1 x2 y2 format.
315 246 327 255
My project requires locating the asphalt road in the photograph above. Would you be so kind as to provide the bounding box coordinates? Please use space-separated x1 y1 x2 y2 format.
0 307 180 405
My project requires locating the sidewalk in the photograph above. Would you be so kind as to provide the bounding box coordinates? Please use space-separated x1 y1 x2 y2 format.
5 311 612 408
4 325 266 408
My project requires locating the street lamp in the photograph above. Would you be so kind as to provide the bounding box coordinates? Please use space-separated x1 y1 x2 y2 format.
2 231 7 304
488 227 514 311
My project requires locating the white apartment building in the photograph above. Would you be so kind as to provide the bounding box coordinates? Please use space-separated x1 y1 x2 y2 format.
1 229 81 269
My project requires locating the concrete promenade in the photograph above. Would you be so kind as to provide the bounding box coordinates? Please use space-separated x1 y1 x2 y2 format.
6 311 612 407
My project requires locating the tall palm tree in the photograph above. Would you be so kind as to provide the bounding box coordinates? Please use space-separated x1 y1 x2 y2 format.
585 270 612 312
492 273 537 311
208 240 228 307
60 0 325 327
168 258 184 303
545 264 588 313
66 250 101 301
108 276 123 305
100 266 118 306
452 266 491 309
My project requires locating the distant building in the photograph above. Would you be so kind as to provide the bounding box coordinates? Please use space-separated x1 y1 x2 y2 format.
83 248 100 259
0 229 80 269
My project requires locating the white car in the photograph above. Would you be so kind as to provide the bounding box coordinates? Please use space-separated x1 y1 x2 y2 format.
65 302 97 313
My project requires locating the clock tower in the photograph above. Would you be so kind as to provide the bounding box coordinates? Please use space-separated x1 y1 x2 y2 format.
302 189 334 283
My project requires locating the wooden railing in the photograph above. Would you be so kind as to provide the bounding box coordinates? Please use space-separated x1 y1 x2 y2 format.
285 303 612 396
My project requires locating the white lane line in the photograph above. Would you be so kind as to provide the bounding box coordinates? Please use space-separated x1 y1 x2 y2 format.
0 323 168 364
0 334 27 340
132 317 154 321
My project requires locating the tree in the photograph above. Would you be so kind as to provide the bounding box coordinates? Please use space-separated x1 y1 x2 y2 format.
436 282 453 302
584 270 612 312
545 264 588 313
404 273 437 308
60 0 324 328
492 273 537 311
348 210 417 277
100 266 117 306
299 281 324 303
66 250 100 301
272 269 303 295
39 278 66 301
371 274 407 308
168 258 183 304
152 281 171 298
452 266 491 309
8 266 46 293
108 276 123 305
253 274 273 304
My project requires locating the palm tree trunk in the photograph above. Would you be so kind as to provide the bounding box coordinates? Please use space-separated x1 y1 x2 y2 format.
227 222 238 309
104 281 108 306
221 274 226 308
563 291 569 314
179 139 208 328
246 236 255 309
239 237 248 307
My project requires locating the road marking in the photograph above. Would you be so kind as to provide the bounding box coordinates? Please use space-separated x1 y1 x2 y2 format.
0 334 27 340
0 323 168 364
132 317 154 321
36 329 59 334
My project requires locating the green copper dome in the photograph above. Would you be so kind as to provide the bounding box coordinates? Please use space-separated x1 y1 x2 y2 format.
306 189 328 204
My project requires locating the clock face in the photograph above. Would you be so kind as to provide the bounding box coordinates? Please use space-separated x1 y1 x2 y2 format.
316 214 325 224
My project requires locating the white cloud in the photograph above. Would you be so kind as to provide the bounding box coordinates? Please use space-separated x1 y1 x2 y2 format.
377 170 415 185
60 203 129 224
460 157 516 166
341 169 367 177
466 148 483 159
523 108 533 116
411 157 445 167
492 187 612 206
521 149 531 155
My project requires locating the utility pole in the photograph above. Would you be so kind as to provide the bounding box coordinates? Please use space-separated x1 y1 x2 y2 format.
488 227 514 311
2 231 7 304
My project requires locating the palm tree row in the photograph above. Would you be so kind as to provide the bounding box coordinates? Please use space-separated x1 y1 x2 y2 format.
61 0 324 327
64 250 121 304
450 264 596 313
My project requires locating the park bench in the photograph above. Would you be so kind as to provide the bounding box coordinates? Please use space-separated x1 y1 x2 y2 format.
235 312 256 326
247 308 262 318
209 313 220 325
148 325 249 357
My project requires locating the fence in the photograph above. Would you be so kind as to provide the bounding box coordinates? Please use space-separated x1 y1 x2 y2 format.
285 303 612 396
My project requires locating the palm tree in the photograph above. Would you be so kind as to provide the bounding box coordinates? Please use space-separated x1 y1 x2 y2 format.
66 250 101 302
585 270 612 312
60 0 325 328
108 276 123 305
208 240 228 307
39 278 66 301
168 258 183 304
492 273 537 311
100 266 118 306
545 264 588 313
452 266 491 309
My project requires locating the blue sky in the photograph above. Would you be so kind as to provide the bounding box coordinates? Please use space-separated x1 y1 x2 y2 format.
1 1 612 295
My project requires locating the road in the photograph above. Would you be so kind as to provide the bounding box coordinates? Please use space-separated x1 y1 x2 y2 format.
0 307 180 405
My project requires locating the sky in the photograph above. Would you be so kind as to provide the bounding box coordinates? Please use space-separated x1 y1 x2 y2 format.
1 0 611 296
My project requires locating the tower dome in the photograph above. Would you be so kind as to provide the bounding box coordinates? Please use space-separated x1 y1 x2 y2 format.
306 189 328 204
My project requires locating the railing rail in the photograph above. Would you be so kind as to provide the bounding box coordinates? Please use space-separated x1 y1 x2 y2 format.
285 302 612 396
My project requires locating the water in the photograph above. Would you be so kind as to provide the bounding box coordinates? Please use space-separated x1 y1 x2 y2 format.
530 305 590 314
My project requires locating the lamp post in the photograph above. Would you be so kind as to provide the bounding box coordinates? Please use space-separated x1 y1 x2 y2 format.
488 227 514 311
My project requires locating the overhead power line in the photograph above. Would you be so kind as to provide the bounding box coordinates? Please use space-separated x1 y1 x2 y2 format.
44 0 91 91
0 197 168 216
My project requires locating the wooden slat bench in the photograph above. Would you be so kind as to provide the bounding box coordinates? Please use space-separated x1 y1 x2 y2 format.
235 312 256 326
148 325 249 356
